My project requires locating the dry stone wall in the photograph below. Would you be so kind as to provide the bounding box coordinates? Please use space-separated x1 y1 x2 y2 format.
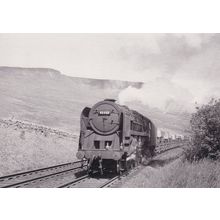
0 118 78 139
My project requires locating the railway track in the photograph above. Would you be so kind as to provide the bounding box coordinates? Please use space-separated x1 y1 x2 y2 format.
59 164 144 188
155 143 186 154
58 174 90 188
0 160 87 188
99 165 144 188
99 175 119 188
58 173 120 188
0 143 185 188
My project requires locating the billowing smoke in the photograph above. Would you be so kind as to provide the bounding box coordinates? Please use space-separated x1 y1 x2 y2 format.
118 78 195 113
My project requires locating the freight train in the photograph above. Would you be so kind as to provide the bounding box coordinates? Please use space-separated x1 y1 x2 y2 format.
76 99 157 175
157 129 186 144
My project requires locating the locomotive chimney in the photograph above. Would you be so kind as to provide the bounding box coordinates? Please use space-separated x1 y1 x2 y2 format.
104 99 116 102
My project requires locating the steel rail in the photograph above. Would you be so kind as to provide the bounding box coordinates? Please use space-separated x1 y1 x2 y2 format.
155 144 184 154
0 160 86 181
2 165 86 188
99 165 142 188
58 174 89 188
99 176 120 188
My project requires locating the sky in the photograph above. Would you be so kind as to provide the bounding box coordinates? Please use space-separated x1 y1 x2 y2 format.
0 33 219 112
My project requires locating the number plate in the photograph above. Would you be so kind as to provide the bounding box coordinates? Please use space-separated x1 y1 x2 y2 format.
98 111 110 116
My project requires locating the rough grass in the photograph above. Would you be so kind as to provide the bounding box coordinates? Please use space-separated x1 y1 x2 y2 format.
0 125 78 176
146 159 220 188
121 148 220 188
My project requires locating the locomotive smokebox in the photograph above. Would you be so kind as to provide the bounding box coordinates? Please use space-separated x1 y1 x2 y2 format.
89 100 121 135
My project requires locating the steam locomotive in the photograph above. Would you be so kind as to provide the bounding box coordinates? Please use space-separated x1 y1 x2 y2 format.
76 99 157 174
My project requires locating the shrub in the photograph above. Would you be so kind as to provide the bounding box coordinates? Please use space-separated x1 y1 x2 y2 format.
189 99 220 160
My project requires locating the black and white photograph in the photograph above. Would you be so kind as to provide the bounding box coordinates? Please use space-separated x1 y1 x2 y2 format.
0 33 220 188
2 1 220 220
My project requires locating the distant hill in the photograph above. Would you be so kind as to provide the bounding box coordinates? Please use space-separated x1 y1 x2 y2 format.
0 66 190 134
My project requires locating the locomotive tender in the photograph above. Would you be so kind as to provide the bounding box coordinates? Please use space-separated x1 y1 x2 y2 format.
76 99 157 174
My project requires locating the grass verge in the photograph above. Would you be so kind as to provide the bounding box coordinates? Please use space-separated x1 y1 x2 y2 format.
0 120 78 176
121 148 220 188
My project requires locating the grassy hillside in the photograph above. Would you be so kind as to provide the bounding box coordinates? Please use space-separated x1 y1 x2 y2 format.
0 66 190 134
0 67 143 133
0 119 78 176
